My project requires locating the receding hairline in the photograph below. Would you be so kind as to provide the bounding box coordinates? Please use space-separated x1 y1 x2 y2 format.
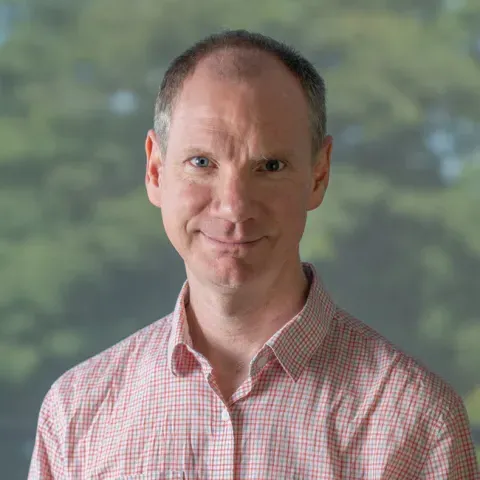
167 46 304 114
154 31 327 157
198 47 285 80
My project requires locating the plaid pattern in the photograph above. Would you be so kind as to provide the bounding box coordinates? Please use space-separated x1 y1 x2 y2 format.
28 263 479 479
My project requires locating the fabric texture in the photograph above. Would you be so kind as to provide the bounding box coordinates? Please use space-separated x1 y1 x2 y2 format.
28 263 479 479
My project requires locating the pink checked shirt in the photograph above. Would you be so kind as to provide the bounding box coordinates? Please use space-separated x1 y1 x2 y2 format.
29 263 479 479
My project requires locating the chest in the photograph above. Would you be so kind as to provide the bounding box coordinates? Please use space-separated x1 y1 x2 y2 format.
83 406 424 480
69 373 428 479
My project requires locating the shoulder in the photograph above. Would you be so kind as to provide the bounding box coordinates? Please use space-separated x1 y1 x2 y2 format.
327 309 478 476
42 314 173 418
328 308 465 423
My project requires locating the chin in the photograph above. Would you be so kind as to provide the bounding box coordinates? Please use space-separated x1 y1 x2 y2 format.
194 256 263 289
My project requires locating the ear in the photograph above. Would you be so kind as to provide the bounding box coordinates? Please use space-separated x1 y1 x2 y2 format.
145 129 163 209
307 135 333 211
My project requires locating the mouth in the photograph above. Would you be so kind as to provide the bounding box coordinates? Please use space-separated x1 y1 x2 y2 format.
201 233 263 247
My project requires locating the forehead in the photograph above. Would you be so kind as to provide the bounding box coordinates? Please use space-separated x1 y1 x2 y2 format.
167 51 312 154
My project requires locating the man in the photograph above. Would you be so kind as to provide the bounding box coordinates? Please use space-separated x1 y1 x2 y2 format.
29 30 479 479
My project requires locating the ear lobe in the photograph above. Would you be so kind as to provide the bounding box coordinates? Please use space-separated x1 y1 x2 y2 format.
307 184 326 211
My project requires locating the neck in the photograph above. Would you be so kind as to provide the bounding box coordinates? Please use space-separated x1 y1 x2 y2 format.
185 258 310 373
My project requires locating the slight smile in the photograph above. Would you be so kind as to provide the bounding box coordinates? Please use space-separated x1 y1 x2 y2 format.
201 233 264 247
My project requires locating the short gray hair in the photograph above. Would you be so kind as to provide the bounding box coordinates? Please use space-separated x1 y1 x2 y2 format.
154 30 327 156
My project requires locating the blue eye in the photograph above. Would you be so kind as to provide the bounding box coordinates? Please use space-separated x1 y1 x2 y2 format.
190 156 210 168
262 159 285 172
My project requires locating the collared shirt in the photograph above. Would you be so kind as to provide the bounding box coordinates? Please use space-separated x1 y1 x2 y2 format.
28 263 479 479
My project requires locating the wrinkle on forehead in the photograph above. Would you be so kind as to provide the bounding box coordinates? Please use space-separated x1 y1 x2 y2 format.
171 116 268 163
166 48 313 161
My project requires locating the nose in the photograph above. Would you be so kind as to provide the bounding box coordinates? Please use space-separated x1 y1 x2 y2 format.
212 168 256 223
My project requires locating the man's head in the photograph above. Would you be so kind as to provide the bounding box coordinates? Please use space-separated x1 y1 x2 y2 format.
145 30 332 288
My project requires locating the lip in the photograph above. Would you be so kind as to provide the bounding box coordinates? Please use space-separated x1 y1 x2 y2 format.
201 233 263 246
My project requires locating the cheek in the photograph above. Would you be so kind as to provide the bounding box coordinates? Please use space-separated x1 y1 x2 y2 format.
162 180 209 224
282 201 308 234
265 184 309 237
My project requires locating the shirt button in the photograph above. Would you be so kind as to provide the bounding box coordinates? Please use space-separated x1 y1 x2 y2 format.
222 409 230 421
257 356 268 369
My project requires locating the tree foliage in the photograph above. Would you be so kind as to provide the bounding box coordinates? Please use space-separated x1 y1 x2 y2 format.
0 0 479 475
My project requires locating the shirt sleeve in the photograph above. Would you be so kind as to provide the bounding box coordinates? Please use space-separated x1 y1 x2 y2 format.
28 386 66 480
420 396 479 479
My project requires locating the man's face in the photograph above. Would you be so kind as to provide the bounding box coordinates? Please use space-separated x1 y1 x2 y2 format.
146 53 332 288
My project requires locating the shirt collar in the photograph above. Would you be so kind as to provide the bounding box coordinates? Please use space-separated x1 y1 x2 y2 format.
167 262 336 382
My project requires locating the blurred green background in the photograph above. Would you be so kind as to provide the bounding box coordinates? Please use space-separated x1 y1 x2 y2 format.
1 0 479 477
